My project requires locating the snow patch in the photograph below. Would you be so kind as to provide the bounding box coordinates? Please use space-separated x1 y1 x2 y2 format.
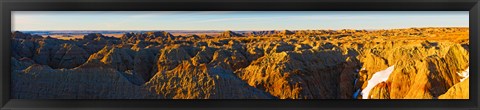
361 65 395 99
457 67 469 82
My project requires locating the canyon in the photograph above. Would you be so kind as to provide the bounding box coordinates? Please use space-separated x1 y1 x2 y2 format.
11 27 469 99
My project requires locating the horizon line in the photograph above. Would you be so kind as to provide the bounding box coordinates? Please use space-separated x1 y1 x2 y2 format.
13 26 470 32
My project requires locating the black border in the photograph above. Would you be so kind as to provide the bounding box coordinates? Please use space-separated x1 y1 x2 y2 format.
0 0 479 110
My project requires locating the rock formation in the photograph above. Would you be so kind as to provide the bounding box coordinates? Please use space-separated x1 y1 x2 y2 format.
12 63 159 99
49 43 89 69
236 49 359 99
358 42 469 99
10 27 469 99
220 30 243 37
439 78 469 99
145 61 273 99
132 48 158 82
87 45 135 71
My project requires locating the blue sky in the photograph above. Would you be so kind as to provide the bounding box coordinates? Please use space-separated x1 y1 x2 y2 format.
12 11 468 31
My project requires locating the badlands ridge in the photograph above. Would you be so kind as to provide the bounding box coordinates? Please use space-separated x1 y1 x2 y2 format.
11 27 469 99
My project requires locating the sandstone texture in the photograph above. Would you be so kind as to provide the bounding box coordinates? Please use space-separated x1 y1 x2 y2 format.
11 27 469 99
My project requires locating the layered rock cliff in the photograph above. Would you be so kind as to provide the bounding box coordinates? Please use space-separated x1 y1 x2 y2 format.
11 27 469 99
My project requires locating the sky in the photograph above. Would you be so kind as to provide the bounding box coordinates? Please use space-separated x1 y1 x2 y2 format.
12 11 469 31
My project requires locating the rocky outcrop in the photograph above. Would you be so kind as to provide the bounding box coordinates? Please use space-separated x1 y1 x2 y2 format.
132 48 158 82
145 61 273 99
11 57 35 70
360 43 469 99
191 46 216 66
245 30 294 36
220 30 243 37
121 31 175 43
209 49 249 71
32 38 63 65
12 31 43 39
280 30 295 35
120 32 135 42
368 82 390 99
50 43 89 69
12 64 159 99
131 40 148 51
87 45 135 71
83 33 105 40
245 30 278 36
152 45 199 73
11 32 122 69
439 78 469 99
236 49 359 99
146 31 175 40
245 46 264 62
11 39 37 59
11 27 469 99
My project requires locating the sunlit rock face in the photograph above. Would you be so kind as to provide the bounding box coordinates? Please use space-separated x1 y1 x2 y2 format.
358 42 469 99
439 77 469 99
145 61 274 99
236 49 360 99
11 27 469 99
219 30 243 38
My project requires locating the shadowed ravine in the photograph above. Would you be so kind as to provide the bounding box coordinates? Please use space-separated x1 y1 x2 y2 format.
11 27 469 99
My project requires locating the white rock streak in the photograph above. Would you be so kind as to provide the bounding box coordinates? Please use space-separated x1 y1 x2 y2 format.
361 65 395 99
457 67 469 82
